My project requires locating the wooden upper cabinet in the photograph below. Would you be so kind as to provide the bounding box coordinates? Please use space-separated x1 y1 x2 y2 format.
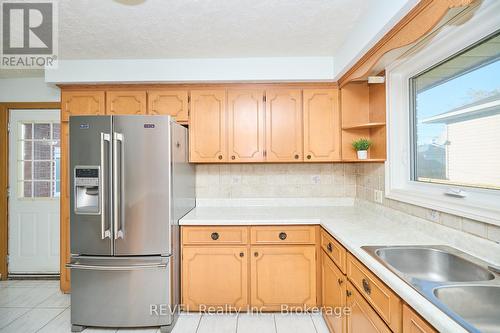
147 90 189 122
227 90 265 162
250 245 316 310
189 90 227 162
61 91 105 121
303 89 341 161
265 89 303 162
403 305 437 333
106 91 146 115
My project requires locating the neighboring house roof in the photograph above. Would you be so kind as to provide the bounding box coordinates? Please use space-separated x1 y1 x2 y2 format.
422 93 500 124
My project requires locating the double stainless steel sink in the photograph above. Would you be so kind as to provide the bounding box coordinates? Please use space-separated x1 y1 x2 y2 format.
363 245 500 333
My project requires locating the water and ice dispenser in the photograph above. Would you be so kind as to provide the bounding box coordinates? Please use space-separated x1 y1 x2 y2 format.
74 166 101 214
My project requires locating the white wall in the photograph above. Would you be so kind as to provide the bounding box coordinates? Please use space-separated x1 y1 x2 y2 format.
0 77 60 102
333 0 418 79
44 57 335 84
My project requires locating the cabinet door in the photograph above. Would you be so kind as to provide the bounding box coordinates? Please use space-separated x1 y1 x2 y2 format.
227 90 265 162
403 304 437 333
265 90 303 162
189 90 227 162
250 246 316 310
303 89 341 161
59 123 71 293
322 250 346 333
61 91 105 121
182 246 248 310
346 282 391 333
106 91 146 115
147 90 189 122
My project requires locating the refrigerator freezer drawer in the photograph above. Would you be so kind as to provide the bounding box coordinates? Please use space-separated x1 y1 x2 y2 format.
69 256 172 328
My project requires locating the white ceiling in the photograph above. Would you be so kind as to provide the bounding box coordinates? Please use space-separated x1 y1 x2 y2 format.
58 0 370 60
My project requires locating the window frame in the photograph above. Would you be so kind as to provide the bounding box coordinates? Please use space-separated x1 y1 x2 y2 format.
385 1 500 226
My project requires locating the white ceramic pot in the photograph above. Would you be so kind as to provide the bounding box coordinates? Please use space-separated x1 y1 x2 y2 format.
357 150 368 160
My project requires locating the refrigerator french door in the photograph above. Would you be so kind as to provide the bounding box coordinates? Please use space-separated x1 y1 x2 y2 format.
68 115 194 332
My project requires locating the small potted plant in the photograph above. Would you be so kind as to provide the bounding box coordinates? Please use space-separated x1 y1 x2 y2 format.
352 138 372 160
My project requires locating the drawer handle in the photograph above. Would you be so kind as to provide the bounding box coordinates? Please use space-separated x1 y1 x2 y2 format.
239 252 244 257
254 252 259 257
346 290 352 297
362 278 371 295
279 232 287 240
211 232 219 241
327 243 333 252
337 278 343 285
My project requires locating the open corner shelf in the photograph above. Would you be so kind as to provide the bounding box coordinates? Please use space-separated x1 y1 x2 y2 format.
342 158 386 163
342 122 386 130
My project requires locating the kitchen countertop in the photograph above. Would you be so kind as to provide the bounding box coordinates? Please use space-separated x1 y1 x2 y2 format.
180 198 500 333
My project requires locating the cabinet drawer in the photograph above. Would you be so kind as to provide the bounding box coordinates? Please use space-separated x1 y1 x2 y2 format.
347 253 402 333
403 304 437 333
320 229 346 273
182 226 248 245
250 226 316 245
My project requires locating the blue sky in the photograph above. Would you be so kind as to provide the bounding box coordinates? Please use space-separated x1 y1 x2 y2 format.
415 59 500 145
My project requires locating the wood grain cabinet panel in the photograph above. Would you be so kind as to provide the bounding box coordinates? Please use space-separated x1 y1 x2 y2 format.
189 90 227 162
250 226 316 245
303 89 341 161
182 226 248 245
227 90 265 162
61 91 105 121
250 246 316 310
59 123 71 293
346 281 392 333
147 90 188 122
403 304 437 333
320 229 347 273
182 246 248 310
322 250 347 333
106 91 146 115
265 90 303 162
347 253 402 333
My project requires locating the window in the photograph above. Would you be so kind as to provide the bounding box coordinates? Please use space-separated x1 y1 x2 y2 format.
18 122 60 198
410 32 500 190
386 1 500 225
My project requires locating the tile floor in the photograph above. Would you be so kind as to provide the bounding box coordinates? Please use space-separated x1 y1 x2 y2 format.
0 280 329 333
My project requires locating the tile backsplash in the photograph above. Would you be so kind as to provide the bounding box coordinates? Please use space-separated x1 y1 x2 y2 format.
196 163 357 198
356 163 500 244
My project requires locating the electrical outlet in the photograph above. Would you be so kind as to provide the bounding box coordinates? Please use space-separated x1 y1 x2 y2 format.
428 209 440 222
311 175 321 184
374 190 383 204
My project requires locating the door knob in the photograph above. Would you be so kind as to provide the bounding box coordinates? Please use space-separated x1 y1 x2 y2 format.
362 279 371 295
218 155 223 160
211 232 219 240
231 155 235 160
327 243 333 252
338 278 344 285
346 290 352 297
294 154 299 159
279 232 287 240
254 252 259 257
307 155 311 160
239 252 244 257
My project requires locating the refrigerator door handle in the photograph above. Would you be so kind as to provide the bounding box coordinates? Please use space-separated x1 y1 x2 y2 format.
100 133 111 239
113 132 124 240
66 263 167 271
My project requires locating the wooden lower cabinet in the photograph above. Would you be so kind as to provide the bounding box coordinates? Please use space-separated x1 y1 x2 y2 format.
321 250 346 333
182 246 248 310
346 281 391 333
250 246 316 310
402 304 437 333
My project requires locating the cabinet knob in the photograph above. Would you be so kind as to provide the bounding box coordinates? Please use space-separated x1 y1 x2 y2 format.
231 155 236 160
346 290 352 297
254 252 259 257
279 232 287 240
307 155 311 160
211 232 219 240
338 278 344 285
218 155 223 160
239 252 244 257
362 279 371 295
327 243 333 252
294 154 299 159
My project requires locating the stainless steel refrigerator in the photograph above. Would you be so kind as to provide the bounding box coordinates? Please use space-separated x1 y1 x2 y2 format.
67 115 195 333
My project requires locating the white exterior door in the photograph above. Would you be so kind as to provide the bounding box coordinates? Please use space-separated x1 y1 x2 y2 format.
8 109 60 274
